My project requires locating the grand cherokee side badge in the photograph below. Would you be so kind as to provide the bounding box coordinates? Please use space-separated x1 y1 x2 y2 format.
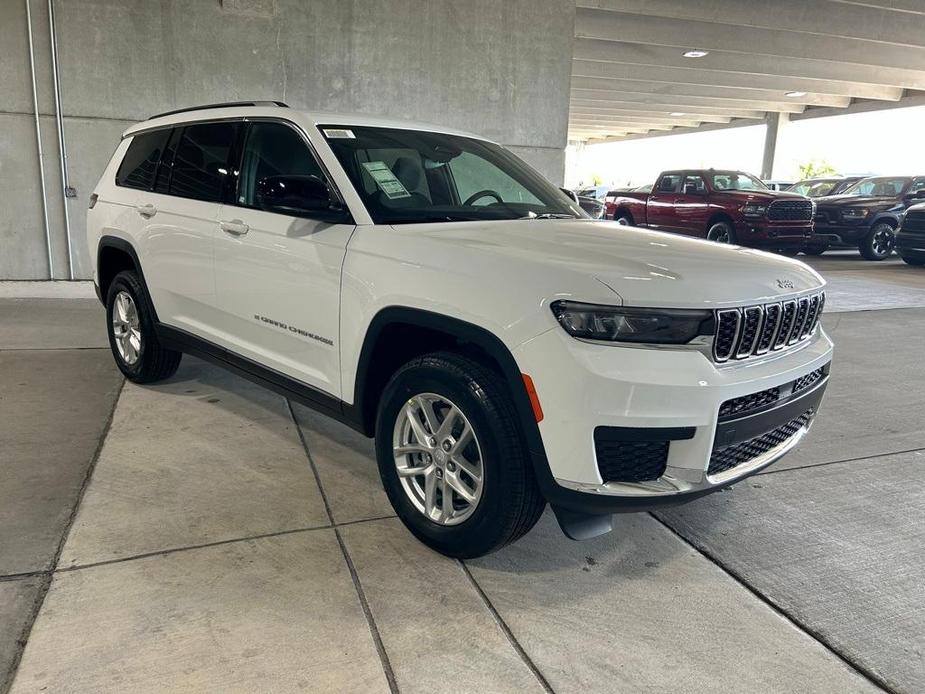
776 279 795 289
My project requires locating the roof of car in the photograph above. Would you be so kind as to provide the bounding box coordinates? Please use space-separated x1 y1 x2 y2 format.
124 103 488 142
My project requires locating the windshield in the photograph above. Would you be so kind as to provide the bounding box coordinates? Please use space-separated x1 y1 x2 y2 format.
711 172 767 192
320 125 582 224
842 176 912 197
789 180 838 197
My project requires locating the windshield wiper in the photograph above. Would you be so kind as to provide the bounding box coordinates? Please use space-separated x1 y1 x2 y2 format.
521 212 576 220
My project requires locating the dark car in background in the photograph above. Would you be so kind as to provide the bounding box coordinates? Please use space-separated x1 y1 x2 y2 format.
561 188 606 219
811 176 925 259
788 176 864 199
897 203 925 266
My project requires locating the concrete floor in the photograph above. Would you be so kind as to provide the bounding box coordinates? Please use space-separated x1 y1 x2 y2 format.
1 253 923 693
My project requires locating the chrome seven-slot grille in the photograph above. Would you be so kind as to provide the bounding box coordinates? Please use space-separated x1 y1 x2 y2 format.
767 199 814 221
713 292 825 362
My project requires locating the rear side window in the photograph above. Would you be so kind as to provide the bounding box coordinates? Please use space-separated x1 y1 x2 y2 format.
115 130 171 190
169 122 238 202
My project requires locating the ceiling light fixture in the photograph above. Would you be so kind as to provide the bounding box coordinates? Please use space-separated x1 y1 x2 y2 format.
670 112 686 116
682 50 709 58
785 91 807 97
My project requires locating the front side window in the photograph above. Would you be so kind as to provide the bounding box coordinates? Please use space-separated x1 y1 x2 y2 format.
321 125 580 224
711 172 767 192
656 174 682 193
169 122 238 202
116 129 171 190
843 177 911 197
236 121 325 213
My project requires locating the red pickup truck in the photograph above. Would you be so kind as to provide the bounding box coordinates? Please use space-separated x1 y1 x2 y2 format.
605 170 814 252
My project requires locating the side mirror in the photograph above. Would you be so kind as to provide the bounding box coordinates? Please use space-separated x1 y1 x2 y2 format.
684 184 702 195
913 189 925 200
256 174 337 215
560 187 580 204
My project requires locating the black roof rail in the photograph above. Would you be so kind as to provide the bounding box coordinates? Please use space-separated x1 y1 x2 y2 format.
147 101 289 121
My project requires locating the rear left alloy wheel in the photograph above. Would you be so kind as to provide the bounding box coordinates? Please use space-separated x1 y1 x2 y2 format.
106 270 182 383
375 352 545 558
859 222 896 261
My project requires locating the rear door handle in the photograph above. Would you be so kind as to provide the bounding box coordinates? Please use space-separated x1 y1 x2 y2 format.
136 203 157 218
220 219 249 236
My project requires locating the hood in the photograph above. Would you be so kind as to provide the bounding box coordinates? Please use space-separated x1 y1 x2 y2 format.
714 189 807 202
400 219 824 310
815 194 898 208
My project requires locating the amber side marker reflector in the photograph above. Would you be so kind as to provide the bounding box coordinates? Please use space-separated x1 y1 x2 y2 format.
521 373 544 423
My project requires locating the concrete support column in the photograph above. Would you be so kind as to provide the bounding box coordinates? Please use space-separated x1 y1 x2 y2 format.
761 112 789 180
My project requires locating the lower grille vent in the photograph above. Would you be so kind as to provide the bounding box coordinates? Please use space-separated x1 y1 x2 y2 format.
594 436 669 483
708 411 812 477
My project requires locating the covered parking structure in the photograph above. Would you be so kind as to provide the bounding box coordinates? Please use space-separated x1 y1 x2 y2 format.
568 0 925 177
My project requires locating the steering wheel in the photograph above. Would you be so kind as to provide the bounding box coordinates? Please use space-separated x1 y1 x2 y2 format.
463 189 503 206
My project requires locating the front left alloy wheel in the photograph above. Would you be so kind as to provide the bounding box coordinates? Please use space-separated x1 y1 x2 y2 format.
375 352 545 558
859 222 896 261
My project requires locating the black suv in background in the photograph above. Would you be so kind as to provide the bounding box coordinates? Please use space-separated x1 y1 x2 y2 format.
810 176 925 260
897 203 925 266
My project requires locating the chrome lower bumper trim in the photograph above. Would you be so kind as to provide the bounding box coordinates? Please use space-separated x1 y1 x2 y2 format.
555 422 809 499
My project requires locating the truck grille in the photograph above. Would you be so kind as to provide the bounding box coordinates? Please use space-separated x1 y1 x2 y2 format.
713 292 825 362
902 209 925 235
708 410 812 476
768 199 814 221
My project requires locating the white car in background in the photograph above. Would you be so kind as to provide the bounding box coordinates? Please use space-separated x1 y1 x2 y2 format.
87 102 833 557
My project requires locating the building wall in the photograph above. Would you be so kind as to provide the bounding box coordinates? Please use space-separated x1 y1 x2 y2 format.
1 0 574 279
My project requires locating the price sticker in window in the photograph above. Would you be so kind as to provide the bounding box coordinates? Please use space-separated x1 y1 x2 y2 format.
362 161 411 200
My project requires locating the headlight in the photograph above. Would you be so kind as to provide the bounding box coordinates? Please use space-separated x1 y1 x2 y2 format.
841 208 869 219
550 301 712 344
742 203 767 217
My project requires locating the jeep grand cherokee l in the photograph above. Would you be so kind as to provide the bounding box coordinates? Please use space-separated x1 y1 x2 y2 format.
811 176 925 260
88 102 833 557
607 170 814 253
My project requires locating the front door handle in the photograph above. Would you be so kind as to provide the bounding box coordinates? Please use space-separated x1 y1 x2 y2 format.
220 219 249 236
136 203 157 218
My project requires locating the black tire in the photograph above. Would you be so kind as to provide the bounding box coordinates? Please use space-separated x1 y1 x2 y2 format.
613 212 633 226
900 252 925 266
106 270 182 383
803 243 829 256
706 220 736 244
375 352 545 558
859 222 896 261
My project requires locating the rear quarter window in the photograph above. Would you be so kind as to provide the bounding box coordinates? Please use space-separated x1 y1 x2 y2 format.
115 130 171 190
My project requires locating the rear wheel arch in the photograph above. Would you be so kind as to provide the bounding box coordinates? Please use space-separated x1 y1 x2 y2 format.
97 237 151 311
613 207 634 224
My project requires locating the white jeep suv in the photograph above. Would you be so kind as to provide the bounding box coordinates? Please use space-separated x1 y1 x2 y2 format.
88 102 833 557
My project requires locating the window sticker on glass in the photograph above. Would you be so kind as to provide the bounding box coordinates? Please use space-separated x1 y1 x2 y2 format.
362 161 411 199
323 128 356 139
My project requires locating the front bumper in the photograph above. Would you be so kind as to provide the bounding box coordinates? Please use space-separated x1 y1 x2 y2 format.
811 221 870 245
734 220 812 249
514 325 833 515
